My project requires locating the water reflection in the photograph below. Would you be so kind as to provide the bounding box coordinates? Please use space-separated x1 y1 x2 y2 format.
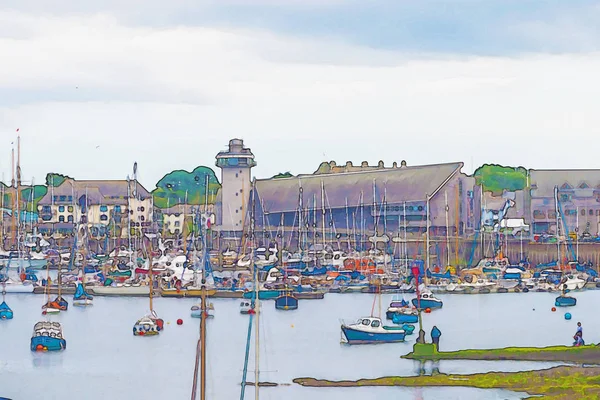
414 360 441 376
32 353 63 369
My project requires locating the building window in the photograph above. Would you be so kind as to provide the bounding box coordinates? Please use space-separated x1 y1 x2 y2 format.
100 205 108 212
68 196 73 202
581 209 586 216
236 173 238 178
114 205 121 213
141 216 145 221
81 216 87 223
59 195 66 202
533 210 545 219
100 215 108 221
53 196 58 202
236 192 238 196
140 206 145 212
59 206 65 212
42 206 51 213
67 215 74 222
68 206 73 212
589 209 594 216
175 221 180 227
548 211 556 219
59 215 65 222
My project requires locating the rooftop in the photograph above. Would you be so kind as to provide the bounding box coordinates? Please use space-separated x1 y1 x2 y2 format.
255 162 464 213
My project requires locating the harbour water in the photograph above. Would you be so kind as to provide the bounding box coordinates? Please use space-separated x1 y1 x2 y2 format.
1 290 596 400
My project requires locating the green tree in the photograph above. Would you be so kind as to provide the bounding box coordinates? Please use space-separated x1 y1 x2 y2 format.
152 166 221 208
474 164 528 194
21 185 48 211
272 172 293 179
46 173 73 187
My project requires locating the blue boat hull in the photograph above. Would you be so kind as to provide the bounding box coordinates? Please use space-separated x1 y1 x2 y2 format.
30 336 66 352
412 299 443 309
391 313 419 324
0 301 13 320
555 296 577 307
275 295 298 310
341 326 405 344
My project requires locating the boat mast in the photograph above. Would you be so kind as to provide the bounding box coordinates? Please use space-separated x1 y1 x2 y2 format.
251 178 260 400
403 202 407 270
321 181 326 251
425 194 430 285
445 191 450 268
148 238 154 313
345 198 350 251
554 186 560 266
576 205 579 262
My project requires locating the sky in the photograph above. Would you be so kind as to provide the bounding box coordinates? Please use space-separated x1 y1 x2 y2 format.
1 1 600 189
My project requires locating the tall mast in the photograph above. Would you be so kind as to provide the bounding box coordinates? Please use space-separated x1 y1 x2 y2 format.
576 205 579 262
403 202 408 269
554 186 560 265
250 178 260 400
345 198 350 251
148 239 154 312
445 191 450 268
425 194 430 282
320 181 326 250
298 182 303 253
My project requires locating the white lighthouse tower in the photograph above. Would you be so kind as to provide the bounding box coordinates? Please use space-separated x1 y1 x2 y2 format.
215 139 256 235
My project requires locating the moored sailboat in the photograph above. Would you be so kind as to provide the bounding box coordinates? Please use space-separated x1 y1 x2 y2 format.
133 238 164 336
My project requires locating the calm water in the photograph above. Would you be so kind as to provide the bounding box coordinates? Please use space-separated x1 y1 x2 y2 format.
1 289 597 400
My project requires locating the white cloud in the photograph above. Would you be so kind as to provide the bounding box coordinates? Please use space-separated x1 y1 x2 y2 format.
1 10 600 189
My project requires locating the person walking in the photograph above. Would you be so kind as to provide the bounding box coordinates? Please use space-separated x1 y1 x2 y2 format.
431 326 442 350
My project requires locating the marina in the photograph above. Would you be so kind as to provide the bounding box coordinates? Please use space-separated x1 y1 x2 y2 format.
1 290 597 399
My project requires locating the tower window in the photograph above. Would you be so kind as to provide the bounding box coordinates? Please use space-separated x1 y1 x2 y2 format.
236 173 238 178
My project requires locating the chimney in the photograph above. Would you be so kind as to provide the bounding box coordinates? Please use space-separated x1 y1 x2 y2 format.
392 162 398 168
361 161 368 167
330 161 337 167
400 160 407 168
378 160 384 169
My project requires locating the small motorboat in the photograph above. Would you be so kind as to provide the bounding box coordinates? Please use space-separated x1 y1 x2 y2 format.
391 312 419 324
341 317 406 344
240 300 254 315
133 314 164 336
412 291 443 310
191 303 215 319
30 321 66 351
555 295 577 307
275 292 298 310
0 300 13 320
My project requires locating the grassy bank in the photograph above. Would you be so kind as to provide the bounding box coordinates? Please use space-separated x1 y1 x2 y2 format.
402 343 600 364
293 365 600 399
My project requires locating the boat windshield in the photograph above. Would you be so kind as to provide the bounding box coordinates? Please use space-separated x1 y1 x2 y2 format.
361 319 371 325
371 320 380 328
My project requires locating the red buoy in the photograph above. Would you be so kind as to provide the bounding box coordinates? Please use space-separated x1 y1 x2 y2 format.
177 318 183 325
551 307 557 312
425 308 432 314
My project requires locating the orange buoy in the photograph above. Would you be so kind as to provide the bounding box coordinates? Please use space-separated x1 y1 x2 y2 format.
36 344 44 351
425 308 432 313
551 307 557 312
177 319 183 325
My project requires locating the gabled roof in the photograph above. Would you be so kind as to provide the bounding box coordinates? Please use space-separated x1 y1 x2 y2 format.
38 179 151 205
529 170 600 197
255 162 464 213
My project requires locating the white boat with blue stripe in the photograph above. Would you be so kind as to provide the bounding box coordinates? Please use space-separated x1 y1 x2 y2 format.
341 317 406 344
